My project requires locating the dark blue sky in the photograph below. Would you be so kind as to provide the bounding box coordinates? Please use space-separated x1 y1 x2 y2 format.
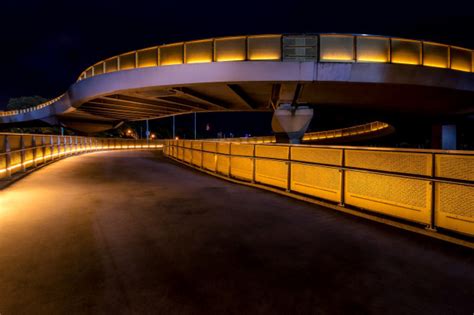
1 0 473 108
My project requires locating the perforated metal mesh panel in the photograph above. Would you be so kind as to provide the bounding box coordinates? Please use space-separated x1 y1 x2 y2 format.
230 157 253 181
345 171 431 224
230 143 254 156
203 152 216 171
192 150 202 166
184 148 192 163
217 142 230 154
217 155 230 175
255 159 288 188
436 154 474 181
34 136 44 160
320 34 354 62
423 42 449 68
214 36 246 62
185 40 213 64
93 63 104 75
105 58 118 73
192 141 202 150
345 150 432 176
23 135 34 163
159 43 183 66
203 141 217 153
291 147 342 166
450 47 472 72
255 145 289 159
137 47 158 68
435 183 474 236
247 35 282 61
356 36 390 63
291 163 341 202
391 39 421 65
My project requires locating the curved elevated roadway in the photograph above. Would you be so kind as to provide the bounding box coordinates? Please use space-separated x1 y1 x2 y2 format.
0 150 472 313
1 34 473 133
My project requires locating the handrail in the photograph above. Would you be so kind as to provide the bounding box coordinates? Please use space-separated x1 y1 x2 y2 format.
0 94 64 117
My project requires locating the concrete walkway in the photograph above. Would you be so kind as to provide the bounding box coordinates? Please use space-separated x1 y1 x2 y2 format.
0 150 472 314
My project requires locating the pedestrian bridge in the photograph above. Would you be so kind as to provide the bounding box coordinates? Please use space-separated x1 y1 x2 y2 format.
1 149 472 313
1 34 473 133
1 132 472 242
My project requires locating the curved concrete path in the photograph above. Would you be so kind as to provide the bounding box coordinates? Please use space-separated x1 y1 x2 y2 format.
0 151 473 314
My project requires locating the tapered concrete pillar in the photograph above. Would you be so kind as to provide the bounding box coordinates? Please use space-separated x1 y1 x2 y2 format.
432 124 457 150
271 104 313 144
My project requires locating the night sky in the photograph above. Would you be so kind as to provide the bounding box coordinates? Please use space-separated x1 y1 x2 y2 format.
1 0 473 108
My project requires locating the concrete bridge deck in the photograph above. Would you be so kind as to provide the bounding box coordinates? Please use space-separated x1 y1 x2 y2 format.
0 150 473 314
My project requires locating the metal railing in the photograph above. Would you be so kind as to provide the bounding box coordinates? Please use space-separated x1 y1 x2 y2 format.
0 94 64 117
210 121 391 143
0 133 163 179
78 33 474 81
164 139 474 238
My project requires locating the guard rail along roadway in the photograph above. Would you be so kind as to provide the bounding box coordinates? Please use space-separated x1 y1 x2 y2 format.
0 133 163 179
164 140 474 239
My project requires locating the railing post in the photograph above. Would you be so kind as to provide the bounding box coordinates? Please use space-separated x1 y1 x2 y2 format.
427 153 437 231
252 144 256 184
50 135 54 160
339 148 346 207
32 136 37 168
214 142 218 173
41 136 46 163
5 135 11 178
57 136 62 158
287 145 291 192
228 143 232 178
201 142 204 169
20 135 26 172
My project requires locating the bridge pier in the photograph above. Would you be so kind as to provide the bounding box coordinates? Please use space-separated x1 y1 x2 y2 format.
432 124 457 150
271 104 313 144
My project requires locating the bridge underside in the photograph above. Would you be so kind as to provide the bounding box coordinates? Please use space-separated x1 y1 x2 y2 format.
54 81 474 133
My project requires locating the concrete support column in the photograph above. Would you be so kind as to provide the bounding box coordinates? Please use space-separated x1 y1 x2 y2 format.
271 104 313 144
432 124 457 150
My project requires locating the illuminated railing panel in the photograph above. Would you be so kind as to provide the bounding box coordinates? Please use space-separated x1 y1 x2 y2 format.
320 34 354 62
137 47 158 68
185 39 213 64
423 42 449 69
247 35 282 61
105 57 118 73
214 36 246 62
450 47 472 72
391 38 421 65
165 140 474 238
159 43 184 66
0 133 163 179
356 36 390 63
119 52 136 70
